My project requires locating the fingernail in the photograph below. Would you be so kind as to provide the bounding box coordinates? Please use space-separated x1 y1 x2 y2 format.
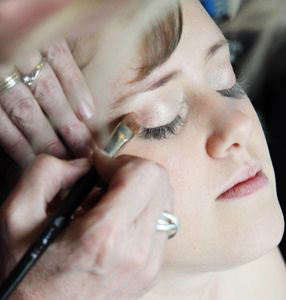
78 101 94 120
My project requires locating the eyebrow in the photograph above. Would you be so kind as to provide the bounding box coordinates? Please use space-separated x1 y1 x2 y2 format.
206 39 229 60
144 71 180 91
112 39 229 110
130 3 183 84
142 39 229 92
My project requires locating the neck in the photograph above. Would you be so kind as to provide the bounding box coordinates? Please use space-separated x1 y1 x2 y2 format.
141 247 286 300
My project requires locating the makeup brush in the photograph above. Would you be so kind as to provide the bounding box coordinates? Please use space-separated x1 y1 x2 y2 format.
104 114 141 157
0 114 140 300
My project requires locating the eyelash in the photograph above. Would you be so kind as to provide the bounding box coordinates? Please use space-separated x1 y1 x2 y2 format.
217 82 246 99
140 115 184 140
140 81 246 141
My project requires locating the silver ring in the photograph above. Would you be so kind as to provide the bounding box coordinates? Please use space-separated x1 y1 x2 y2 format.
0 70 21 94
21 58 46 87
156 211 180 239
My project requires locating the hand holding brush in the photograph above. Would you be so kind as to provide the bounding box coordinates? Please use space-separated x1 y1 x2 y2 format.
0 116 175 300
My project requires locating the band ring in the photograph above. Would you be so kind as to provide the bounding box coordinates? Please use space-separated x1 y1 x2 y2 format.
21 58 46 87
156 210 180 239
0 70 21 94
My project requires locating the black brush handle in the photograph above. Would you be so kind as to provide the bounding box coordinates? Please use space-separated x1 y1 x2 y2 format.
0 168 106 300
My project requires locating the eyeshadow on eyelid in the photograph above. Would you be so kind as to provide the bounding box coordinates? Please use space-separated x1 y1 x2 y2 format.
139 98 188 129
136 108 177 128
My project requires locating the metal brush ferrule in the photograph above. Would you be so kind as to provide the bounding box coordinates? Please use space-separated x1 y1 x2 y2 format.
104 123 134 157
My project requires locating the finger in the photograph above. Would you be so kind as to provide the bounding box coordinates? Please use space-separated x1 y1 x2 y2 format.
93 177 168 275
2 155 90 236
122 190 172 292
128 184 171 261
0 62 68 160
88 152 172 226
42 39 95 121
89 146 137 181
0 105 35 167
136 227 167 290
25 52 94 157
60 157 172 272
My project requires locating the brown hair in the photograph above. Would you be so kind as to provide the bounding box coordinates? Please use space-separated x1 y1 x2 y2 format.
132 4 183 83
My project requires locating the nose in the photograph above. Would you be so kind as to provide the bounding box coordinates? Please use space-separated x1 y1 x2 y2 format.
206 109 253 159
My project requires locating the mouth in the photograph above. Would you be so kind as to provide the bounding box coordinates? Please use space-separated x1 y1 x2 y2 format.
216 164 269 201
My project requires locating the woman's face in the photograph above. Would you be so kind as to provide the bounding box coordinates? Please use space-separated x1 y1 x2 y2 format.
73 0 284 273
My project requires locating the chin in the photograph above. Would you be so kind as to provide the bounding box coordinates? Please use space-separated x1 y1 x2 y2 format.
216 191 285 271
164 189 285 274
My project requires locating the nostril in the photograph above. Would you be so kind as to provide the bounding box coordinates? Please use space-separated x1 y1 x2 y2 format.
225 142 240 154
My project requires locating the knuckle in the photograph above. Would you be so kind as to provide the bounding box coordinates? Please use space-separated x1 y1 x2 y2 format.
140 160 165 177
114 159 170 193
7 137 28 155
45 43 69 62
60 123 83 148
121 158 156 177
32 73 58 101
0 204 22 235
67 72 82 87
9 97 38 126
135 160 169 183
80 223 116 268
42 139 66 157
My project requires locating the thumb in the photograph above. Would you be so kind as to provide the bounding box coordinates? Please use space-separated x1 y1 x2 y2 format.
90 146 140 182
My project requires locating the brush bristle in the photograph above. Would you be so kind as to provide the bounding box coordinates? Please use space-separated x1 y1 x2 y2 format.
122 114 141 135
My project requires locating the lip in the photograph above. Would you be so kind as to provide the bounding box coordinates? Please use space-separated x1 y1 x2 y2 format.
216 163 269 201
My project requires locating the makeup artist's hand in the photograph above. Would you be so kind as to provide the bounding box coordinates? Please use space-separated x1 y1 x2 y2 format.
0 151 174 300
0 39 95 168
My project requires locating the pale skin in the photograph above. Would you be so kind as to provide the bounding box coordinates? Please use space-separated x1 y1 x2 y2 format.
76 1 286 299
0 0 286 300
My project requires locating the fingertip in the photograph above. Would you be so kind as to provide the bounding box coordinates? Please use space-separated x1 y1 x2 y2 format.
68 158 91 169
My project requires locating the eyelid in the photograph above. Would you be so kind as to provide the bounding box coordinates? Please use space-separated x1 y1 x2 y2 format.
217 81 246 99
140 115 184 140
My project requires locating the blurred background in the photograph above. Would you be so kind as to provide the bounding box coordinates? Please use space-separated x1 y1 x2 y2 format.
202 0 286 261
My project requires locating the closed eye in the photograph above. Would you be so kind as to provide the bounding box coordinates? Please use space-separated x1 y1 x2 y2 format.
217 82 246 99
138 82 245 141
139 115 184 140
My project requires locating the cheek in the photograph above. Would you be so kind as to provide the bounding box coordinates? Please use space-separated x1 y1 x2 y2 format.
243 99 273 158
117 125 206 213
246 99 277 185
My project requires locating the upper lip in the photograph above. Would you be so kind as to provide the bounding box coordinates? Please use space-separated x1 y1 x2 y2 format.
216 162 262 199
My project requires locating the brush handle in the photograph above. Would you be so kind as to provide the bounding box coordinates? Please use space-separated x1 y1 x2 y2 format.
0 168 106 300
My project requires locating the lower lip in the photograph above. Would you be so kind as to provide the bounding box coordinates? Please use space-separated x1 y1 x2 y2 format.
217 171 269 201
